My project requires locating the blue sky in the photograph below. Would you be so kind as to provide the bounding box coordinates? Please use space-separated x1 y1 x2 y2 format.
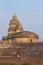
0 0 43 41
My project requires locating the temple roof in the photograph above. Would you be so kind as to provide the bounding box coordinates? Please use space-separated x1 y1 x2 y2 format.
13 31 38 38
8 31 39 39
14 31 38 35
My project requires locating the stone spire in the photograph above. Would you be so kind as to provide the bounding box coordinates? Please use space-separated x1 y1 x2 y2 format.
9 13 19 26
8 13 23 35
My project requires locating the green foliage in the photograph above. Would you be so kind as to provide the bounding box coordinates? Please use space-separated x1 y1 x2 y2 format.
21 62 30 65
21 62 39 65
33 63 38 65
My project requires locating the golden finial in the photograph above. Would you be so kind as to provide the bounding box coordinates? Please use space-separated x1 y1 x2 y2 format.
12 13 17 20
14 13 16 16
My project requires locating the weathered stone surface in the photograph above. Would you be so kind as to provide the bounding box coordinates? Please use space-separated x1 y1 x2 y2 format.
0 43 43 65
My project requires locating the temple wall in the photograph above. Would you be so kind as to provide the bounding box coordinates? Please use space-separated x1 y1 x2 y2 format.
0 43 43 56
0 43 43 65
15 37 38 43
3 40 8 44
28 37 38 42
9 39 12 44
15 38 29 43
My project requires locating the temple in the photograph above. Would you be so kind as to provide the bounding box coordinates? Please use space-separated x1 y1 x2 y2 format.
2 13 39 46
0 13 43 65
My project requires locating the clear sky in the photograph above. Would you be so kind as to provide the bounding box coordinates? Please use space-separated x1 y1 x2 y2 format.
0 0 43 41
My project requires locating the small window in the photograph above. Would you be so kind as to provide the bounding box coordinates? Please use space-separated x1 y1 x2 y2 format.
30 39 32 43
